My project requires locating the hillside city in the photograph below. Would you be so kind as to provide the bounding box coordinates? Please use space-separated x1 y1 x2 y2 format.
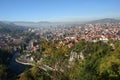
1 21 120 51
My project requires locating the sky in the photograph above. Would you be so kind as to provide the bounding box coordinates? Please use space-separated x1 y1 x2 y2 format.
0 0 120 22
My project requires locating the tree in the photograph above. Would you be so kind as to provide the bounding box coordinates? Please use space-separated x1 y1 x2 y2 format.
19 67 51 80
19 70 33 80
0 64 8 80
98 44 120 80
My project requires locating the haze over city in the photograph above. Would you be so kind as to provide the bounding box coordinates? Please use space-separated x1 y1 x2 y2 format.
0 0 120 22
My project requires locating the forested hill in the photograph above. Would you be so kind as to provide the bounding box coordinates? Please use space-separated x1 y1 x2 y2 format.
0 21 26 33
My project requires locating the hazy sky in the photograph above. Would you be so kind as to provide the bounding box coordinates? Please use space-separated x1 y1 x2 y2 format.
0 0 120 22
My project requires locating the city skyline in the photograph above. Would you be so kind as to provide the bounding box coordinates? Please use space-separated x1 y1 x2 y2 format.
0 0 120 22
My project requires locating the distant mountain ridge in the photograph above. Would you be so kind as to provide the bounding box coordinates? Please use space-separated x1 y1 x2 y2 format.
13 18 120 27
86 18 120 24
0 18 120 28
